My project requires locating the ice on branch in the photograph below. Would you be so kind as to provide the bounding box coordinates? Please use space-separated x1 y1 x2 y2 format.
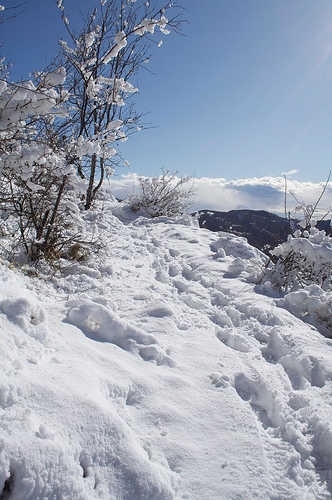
115 78 138 94
59 40 76 55
107 119 123 130
0 80 7 95
43 67 66 87
103 31 127 64
0 76 67 132
134 18 158 36
158 15 168 29
86 78 103 98
117 130 127 142
84 31 97 49
134 15 170 36
73 137 117 160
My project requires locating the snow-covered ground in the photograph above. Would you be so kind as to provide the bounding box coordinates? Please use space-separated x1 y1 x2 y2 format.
0 200 332 499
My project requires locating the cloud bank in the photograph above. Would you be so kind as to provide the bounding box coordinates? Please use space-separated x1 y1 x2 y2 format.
109 174 332 215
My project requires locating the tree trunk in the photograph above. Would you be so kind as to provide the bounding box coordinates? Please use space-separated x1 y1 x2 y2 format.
85 154 97 210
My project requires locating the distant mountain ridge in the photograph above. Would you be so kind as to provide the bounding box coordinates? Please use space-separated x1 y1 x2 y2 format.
196 209 332 251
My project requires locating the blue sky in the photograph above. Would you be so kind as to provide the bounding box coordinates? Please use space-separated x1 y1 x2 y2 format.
3 0 332 183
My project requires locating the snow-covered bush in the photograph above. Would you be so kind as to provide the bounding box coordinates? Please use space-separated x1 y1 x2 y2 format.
130 171 193 218
264 228 332 293
0 67 79 261
0 161 81 262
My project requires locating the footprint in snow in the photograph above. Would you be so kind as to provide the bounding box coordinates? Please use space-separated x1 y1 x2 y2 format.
0 297 47 342
288 393 309 411
0 384 19 409
166 454 183 473
280 354 328 390
139 345 174 367
102 381 146 407
209 372 230 389
216 329 251 353
172 279 188 293
168 263 181 277
145 304 174 318
261 331 329 389
209 311 233 328
169 248 180 257
234 372 283 428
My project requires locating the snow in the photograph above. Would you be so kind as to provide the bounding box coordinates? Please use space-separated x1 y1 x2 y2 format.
0 198 332 499
103 32 127 63
43 67 66 87
84 31 97 49
279 285 332 335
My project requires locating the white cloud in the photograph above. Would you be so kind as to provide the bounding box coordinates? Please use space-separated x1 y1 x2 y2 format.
106 173 141 201
281 169 299 176
109 173 332 216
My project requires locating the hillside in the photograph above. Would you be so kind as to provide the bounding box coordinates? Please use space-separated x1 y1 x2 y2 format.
196 209 332 251
0 200 332 499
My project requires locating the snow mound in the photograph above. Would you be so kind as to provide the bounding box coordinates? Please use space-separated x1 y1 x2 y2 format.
280 285 332 336
210 233 267 282
66 300 174 366
0 296 45 328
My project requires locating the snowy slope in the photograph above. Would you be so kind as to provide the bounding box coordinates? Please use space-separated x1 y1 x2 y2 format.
0 202 332 500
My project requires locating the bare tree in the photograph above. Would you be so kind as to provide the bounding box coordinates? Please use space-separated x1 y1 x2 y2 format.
288 170 332 231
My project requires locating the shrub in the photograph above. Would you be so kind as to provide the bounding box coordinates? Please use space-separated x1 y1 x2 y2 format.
130 171 194 218
0 68 75 262
264 228 332 292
